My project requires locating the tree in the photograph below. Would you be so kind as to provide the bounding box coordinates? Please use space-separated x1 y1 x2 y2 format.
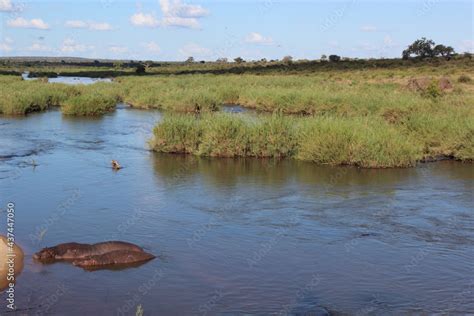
329 55 341 62
403 37 435 59
403 38 456 60
186 56 195 63
234 57 244 64
433 44 455 59
144 60 154 68
320 54 328 62
282 55 293 65
135 64 146 74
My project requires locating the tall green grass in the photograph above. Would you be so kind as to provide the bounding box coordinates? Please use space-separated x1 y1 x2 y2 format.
117 73 471 118
1 67 472 117
0 77 120 116
296 117 419 167
151 113 427 167
1 62 473 167
400 110 474 160
0 76 74 115
61 83 119 116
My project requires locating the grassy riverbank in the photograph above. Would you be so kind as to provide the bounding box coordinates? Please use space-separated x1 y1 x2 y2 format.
150 112 472 168
0 76 118 115
0 57 472 167
1 57 473 115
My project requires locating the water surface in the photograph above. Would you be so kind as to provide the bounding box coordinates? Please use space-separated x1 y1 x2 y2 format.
22 72 112 85
0 109 472 315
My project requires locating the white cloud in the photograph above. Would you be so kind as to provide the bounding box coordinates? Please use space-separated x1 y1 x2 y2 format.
0 42 12 52
162 16 200 29
90 22 113 31
109 45 128 54
60 38 94 53
131 0 209 29
65 20 113 31
459 40 474 53
160 0 208 18
7 17 49 30
360 25 377 32
0 0 13 11
245 32 274 45
130 13 160 27
179 43 212 57
65 20 87 28
27 43 51 52
143 41 161 54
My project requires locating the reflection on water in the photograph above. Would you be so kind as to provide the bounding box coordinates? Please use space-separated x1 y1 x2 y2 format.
0 109 473 315
221 104 249 113
22 72 112 85
48 77 112 85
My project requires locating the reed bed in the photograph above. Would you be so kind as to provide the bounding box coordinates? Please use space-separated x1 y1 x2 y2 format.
150 114 416 167
150 111 473 167
1 59 472 167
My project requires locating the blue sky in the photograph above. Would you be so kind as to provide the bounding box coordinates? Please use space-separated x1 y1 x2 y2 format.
0 0 472 61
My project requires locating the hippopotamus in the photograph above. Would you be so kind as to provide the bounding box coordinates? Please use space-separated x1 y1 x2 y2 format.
72 250 156 269
33 241 144 263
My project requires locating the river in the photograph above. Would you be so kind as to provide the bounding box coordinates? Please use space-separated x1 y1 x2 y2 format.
0 106 473 315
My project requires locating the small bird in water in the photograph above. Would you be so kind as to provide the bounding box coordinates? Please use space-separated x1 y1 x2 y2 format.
111 160 122 170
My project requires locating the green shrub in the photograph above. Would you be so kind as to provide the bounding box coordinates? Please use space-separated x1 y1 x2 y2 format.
458 74 472 83
424 79 443 98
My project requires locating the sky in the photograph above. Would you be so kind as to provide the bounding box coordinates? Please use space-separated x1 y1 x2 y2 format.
0 0 472 61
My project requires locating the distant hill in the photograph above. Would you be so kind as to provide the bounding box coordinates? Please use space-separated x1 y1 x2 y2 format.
0 56 183 64
0 56 138 63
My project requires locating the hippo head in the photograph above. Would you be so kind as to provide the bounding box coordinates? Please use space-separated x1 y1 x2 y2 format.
33 247 57 262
